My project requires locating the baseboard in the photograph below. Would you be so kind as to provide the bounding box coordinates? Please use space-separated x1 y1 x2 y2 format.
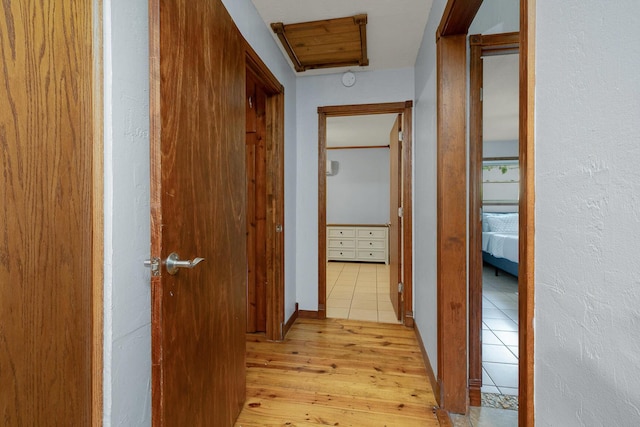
298 309 319 319
283 303 299 336
414 322 441 406
404 310 415 328
469 379 482 407
435 408 453 426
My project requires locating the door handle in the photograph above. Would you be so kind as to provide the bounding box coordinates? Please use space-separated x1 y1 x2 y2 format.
164 252 205 275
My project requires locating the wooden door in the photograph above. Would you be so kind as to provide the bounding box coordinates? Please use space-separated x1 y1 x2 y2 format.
246 71 268 333
0 1 98 424
389 115 403 319
150 0 246 425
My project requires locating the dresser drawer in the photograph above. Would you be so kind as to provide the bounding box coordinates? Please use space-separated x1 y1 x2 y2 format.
328 239 356 249
328 249 356 259
357 240 386 249
327 225 388 264
356 228 387 239
357 250 386 261
328 227 356 238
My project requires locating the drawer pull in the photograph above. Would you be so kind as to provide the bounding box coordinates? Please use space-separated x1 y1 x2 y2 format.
369 242 372 245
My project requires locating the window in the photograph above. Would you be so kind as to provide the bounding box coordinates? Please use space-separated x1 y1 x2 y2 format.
482 158 519 206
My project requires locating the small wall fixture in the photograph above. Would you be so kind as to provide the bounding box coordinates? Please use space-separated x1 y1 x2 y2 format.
342 71 356 87
326 160 339 176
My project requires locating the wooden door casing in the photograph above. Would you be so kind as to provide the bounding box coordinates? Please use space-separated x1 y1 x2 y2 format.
468 32 520 407
150 0 246 425
246 70 268 333
389 115 403 319
245 46 286 342
317 102 413 325
0 0 99 424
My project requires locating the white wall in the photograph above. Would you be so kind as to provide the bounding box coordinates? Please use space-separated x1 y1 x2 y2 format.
535 0 640 424
295 68 415 310
103 0 151 425
469 0 519 35
327 148 390 225
413 0 445 378
222 0 298 322
484 140 519 158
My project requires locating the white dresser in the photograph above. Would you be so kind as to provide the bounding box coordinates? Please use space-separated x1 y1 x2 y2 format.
327 225 389 264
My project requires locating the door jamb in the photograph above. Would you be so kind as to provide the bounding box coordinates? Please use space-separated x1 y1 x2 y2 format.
92 0 104 423
245 44 286 341
468 32 520 407
317 101 414 326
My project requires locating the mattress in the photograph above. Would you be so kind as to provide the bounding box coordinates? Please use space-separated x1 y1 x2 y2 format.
482 231 518 264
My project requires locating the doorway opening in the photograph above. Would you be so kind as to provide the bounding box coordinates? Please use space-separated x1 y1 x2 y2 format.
435 0 535 423
468 32 520 411
244 47 286 341
317 102 414 326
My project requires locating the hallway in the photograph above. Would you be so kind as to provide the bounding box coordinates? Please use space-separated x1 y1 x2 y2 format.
236 318 440 426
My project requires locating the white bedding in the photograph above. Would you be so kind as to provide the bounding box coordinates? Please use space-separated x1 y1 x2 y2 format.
482 232 519 264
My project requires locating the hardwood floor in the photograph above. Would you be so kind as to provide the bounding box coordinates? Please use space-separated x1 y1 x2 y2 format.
235 318 441 426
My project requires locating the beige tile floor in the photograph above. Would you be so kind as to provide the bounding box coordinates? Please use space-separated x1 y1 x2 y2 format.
325 262 400 324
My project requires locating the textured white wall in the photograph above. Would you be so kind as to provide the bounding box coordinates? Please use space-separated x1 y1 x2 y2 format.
103 0 151 425
326 148 390 225
535 0 640 424
295 68 415 310
221 0 299 325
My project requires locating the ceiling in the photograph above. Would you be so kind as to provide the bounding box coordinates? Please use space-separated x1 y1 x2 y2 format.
250 0 434 76
249 1 518 147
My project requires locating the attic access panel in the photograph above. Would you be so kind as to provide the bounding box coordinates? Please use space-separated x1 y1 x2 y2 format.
271 15 369 72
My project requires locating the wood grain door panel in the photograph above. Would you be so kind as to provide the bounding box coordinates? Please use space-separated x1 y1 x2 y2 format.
0 0 96 424
150 0 246 425
246 76 268 333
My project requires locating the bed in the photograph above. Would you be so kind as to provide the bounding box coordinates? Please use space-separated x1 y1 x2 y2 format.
482 213 519 277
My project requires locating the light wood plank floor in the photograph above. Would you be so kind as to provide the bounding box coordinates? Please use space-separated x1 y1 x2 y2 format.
235 318 441 427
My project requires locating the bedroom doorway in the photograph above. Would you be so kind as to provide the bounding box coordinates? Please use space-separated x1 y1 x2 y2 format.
244 50 286 341
468 33 520 410
317 102 414 326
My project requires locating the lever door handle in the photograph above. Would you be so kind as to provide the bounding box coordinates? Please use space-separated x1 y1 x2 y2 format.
164 252 205 275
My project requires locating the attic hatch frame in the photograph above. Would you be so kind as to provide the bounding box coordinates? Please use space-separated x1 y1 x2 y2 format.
271 14 369 72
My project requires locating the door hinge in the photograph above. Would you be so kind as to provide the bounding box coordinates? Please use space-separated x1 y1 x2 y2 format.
398 282 404 293
398 207 403 218
398 131 404 141
480 87 483 102
144 257 161 277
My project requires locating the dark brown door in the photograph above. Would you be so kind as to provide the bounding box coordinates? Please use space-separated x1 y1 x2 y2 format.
246 71 268 333
149 0 246 425
389 115 403 319
0 1 96 424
